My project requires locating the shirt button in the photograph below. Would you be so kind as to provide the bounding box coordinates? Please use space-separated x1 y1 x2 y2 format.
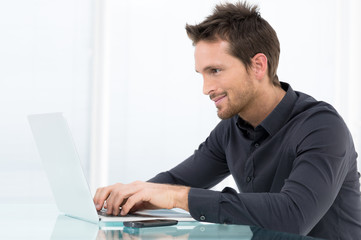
246 176 252 183
254 142 260 148
200 215 206 221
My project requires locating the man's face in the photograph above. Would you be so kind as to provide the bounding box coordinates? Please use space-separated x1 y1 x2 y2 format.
195 40 257 120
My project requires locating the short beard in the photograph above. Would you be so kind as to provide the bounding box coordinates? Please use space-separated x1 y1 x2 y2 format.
216 103 242 120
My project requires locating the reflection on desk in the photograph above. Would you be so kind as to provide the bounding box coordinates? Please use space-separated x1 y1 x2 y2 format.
51 215 324 240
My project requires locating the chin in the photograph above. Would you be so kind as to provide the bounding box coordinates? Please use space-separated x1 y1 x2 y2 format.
217 111 234 120
217 106 240 120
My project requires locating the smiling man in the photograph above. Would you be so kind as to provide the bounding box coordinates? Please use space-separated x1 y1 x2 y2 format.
195 40 285 125
93 2 361 239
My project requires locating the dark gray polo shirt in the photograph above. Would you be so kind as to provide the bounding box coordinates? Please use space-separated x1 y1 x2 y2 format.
149 82 361 239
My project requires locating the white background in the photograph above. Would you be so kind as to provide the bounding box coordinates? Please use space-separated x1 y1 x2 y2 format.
0 0 360 203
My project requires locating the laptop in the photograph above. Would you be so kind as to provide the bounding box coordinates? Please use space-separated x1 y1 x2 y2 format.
28 112 193 224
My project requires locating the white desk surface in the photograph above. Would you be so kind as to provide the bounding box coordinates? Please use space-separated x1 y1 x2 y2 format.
0 203 323 240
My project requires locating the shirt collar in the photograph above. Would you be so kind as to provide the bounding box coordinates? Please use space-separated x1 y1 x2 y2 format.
259 82 297 136
236 82 297 137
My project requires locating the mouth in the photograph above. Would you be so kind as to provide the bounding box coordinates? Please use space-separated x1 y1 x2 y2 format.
211 93 227 106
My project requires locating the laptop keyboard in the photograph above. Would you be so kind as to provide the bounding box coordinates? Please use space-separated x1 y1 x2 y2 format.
98 208 137 217
98 209 121 217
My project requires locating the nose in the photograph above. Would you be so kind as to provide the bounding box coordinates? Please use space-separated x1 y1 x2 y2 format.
202 76 215 95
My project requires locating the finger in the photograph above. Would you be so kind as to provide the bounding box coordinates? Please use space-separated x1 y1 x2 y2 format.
105 192 115 214
121 192 148 215
93 188 101 205
94 187 112 210
108 196 127 216
107 182 145 215
106 189 129 215
93 187 104 210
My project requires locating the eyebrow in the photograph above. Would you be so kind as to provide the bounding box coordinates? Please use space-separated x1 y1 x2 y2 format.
195 65 222 73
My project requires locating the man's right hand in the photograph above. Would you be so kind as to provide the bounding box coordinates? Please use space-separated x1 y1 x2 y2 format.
93 181 190 216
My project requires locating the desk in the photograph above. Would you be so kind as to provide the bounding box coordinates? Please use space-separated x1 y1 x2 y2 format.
0 204 323 239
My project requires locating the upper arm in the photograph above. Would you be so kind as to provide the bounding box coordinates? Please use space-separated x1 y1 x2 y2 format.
281 108 353 233
166 120 231 188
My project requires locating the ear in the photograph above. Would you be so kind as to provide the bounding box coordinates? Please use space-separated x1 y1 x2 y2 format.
251 53 268 80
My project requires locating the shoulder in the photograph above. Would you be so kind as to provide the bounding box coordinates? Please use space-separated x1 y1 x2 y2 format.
292 92 344 127
289 93 352 154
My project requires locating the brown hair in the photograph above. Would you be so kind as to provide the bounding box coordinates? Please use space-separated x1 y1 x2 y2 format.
186 1 280 86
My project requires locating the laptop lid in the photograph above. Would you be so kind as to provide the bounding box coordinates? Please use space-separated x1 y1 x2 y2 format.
28 113 99 223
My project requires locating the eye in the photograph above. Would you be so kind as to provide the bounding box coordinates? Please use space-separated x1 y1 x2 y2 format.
211 68 221 74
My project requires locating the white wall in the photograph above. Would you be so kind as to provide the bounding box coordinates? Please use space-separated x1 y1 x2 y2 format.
102 0 221 186
0 0 360 203
0 0 93 203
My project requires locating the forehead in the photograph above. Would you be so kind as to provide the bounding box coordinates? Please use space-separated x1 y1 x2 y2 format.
194 40 242 72
194 40 230 59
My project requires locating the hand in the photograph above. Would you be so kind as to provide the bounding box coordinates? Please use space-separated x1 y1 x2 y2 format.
93 181 190 216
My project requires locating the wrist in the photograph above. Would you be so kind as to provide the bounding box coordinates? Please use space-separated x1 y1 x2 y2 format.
173 185 190 211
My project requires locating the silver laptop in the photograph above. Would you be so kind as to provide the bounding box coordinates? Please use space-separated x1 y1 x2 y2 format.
28 112 193 224
28 112 112 223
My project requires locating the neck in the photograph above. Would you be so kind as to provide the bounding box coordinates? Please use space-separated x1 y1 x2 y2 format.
240 84 286 128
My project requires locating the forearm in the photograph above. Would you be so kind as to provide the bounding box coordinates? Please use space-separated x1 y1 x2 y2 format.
187 187 306 234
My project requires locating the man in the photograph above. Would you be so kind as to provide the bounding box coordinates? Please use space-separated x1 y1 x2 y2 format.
93 2 361 239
